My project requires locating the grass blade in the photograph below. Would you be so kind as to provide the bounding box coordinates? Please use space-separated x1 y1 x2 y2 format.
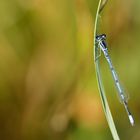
93 0 120 140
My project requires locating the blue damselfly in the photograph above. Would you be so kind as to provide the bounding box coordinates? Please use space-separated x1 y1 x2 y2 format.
95 34 134 126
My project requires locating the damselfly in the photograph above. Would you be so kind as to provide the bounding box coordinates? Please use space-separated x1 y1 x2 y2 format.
95 34 134 126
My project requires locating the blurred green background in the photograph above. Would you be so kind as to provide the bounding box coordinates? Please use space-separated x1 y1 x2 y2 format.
0 0 140 139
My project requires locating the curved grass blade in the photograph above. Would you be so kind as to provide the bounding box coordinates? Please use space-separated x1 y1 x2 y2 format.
93 0 120 140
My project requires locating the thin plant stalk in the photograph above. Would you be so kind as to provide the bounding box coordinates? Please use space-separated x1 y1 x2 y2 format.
93 0 120 139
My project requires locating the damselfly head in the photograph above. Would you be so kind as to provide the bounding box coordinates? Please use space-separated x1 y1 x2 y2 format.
96 34 106 41
96 34 107 49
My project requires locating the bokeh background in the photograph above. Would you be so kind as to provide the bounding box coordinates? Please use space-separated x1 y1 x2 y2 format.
0 0 140 139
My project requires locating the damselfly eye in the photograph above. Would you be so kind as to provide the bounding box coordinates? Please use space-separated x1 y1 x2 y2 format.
101 34 106 39
96 35 100 40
